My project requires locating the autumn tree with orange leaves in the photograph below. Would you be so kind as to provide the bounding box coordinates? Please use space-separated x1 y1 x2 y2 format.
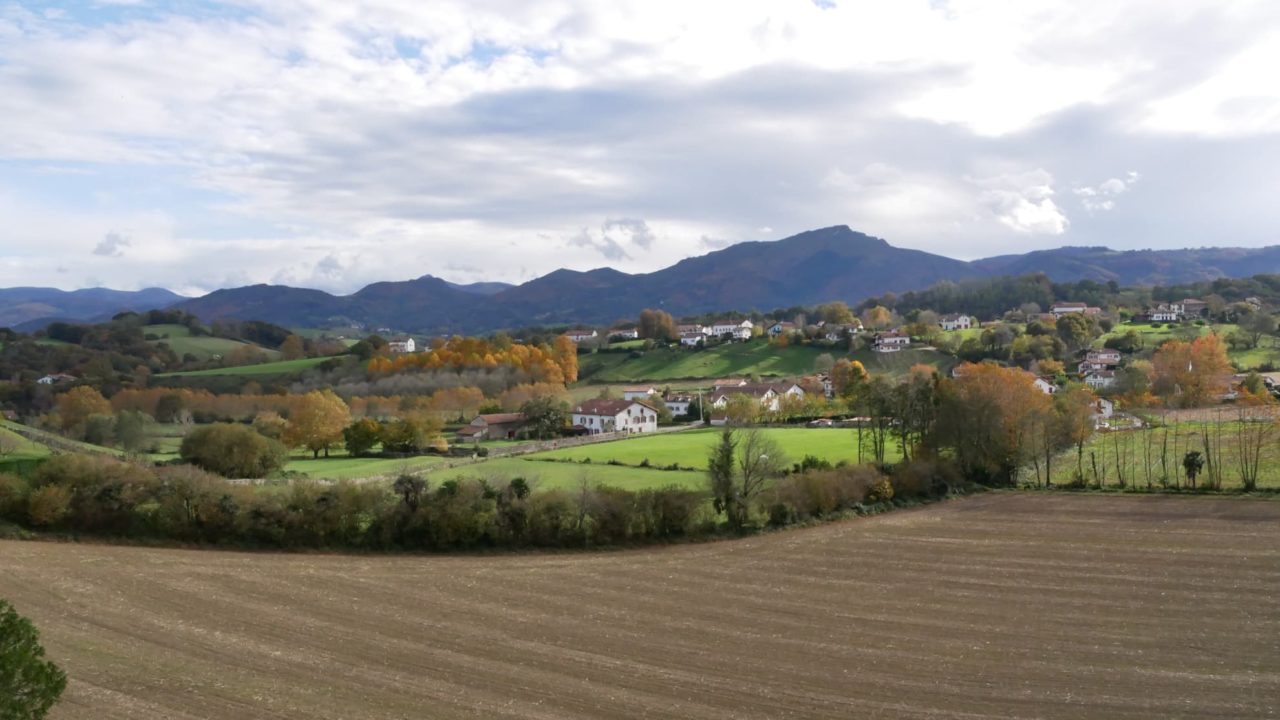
283 390 352 458
935 363 1053 485
1151 335 1233 407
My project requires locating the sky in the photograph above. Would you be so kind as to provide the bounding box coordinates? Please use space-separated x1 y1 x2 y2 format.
0 0 1277 297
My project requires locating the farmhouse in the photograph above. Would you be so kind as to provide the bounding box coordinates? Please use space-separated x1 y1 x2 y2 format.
571 399 659 435
767 321 797 336
711 377 748 390
1084 370 1117 390
710 319 754 340
823 324 860 342
662 393 695 417
1086 349 1122 364
1050 302 1088 316
679 331 705 347
386 338 416 353
622 385 658 401
709 382 804 413
563 329 598 343
36 373 78 385
1150 304 1180 322
455 412 526 441
1034 377 1058 395
872 330 911 353
677 323 710 336
609 326 639 340
939 314 972 331
1091 397 1115 427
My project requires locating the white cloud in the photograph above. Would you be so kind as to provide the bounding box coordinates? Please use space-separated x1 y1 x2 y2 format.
93 231 131 257
971 169 1069 235
1075 171 1141 213
0 1 1276 291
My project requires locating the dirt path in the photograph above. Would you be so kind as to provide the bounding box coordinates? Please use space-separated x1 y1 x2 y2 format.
2 493 1278 719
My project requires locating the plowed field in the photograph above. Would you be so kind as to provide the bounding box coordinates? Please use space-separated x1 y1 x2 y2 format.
2 493 1277 719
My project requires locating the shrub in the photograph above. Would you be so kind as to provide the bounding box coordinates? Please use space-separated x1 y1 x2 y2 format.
867 478 895 503
0 599 67 719
180 423 287 479
26 485 71 527
0 472 30 523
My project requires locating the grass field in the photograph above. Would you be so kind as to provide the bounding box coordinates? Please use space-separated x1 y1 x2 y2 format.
1095 320 1280 369
155 356 333 378
285 450 447 480
579 340 953 383
429 456 705 491
528 427 899 469
144 324 282 362
4 493 1277 719
1039 416 1280 489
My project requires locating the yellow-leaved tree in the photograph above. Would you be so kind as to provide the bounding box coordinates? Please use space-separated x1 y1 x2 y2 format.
283 389 352 458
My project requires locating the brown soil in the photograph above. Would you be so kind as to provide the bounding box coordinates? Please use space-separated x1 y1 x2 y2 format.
2 493 1278 719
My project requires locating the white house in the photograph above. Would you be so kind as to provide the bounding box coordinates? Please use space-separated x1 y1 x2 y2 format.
678 323 710 336
939 314 972 331
1033 377 1058 395
1091 397 1115 428
1086 349 1122 364
872 330 911 353
679 331 705 347
1150 304 1180 322
621 385 658 401
36 373 77 385
662 393 695 417
571 399 658 435
609 327 640 340
823 324 860 342
711 319 754 340
1050 302 1089 317
767 321 797 336
386 338 416 353
563 329 598 343
1084 370 1117 390
709 382 804 413
711 378 748 390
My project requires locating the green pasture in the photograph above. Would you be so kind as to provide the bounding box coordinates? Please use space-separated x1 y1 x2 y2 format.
427 457 706 493
155 356 333 378
144 324 282 362
527 427 900 470
1036 419 1280 490
285 450 447 480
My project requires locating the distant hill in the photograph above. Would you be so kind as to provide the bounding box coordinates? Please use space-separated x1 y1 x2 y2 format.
12 226 1280 335
973 246 1280 285
0 287 185 329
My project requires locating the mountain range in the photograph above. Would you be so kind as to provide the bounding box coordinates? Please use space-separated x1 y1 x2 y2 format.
0 287 187 330
5 226 1280 334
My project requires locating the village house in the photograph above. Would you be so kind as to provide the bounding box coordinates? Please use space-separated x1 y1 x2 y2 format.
1176 298 1209 317
710 319 754 340
1091 397 1115 427
455 412 526 441
1150 303 1180 322
711 378 748 390
709 382 805 413
872 330 911 353
621 385 658 401
571 399 658 435
678 323 710 336
939 314 972 331
767 321 798 336
662 393 695 417
609 326 640 340
36 373 77 385
1084 370 1117 390
1033 377 1058 395
1050 302 1088 317
386 338 416 353
563 329 598 343
823 323 861 342
679 331 705 347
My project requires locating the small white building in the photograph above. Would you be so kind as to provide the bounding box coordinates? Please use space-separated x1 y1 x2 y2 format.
767 321 797 336
621 385 658 401
563 329 598 343
1050 302 1089 317
662 393 695 417
386 338 416 353
36 373 77 385
1033 377 1057 395
609 327 640 340
872 330 911 353
939 314 972 331
571 399 658 435
1084 370 1117 390
708 382 804 413
711 319 754 340
679 331 705 347
1086 349 1122 364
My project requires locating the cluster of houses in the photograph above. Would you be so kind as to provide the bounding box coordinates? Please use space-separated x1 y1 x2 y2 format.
1133 298 1209 323
677 319 755 346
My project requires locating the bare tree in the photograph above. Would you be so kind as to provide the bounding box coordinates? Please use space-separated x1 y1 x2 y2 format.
1234 407 1275 492
735 429 786 527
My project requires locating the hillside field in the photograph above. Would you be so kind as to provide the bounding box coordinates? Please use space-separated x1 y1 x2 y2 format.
144 324 282 362
578 339 953 383
155 356 333 378
3 493 1277 719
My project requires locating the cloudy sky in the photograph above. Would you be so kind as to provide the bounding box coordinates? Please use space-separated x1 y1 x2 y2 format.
1 0 1277 296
